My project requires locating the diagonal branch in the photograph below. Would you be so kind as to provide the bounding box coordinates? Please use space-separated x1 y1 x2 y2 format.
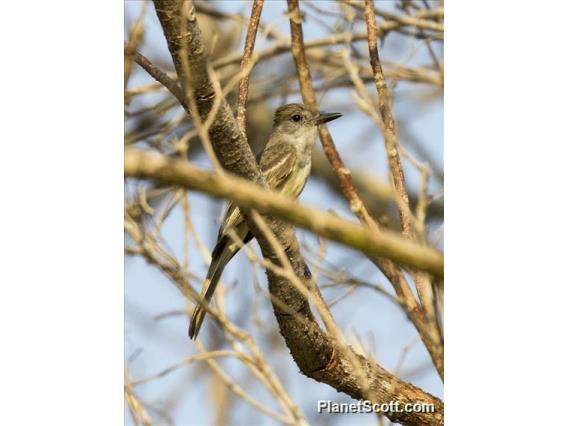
125 149 444 277
124 41 186 107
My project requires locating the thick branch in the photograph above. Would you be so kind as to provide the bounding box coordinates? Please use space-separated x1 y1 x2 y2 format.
125 149 444 277
153 0 261 180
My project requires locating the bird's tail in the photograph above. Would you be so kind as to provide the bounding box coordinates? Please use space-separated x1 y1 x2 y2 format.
188 234 239 339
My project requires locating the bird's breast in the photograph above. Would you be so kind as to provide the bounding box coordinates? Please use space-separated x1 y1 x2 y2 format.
284 159 311 198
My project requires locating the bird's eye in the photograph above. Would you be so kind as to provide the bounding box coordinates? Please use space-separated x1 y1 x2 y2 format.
291 114 301 122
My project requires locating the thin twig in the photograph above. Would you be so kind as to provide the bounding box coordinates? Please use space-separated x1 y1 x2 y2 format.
124 41 185 107
363 0 412 239
236 0 264 136
124 3 148 90
349 1 444 33
196 344 300 424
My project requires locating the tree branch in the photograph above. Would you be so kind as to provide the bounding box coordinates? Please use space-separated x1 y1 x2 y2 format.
363 0 412 239
348 1 444 33
124 41 185 107
125 149 444 277
236 0 264 136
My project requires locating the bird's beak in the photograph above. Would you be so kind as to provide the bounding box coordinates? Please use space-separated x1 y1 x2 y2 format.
315 112 342 125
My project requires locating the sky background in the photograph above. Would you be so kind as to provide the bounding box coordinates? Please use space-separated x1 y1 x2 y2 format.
125 1 443 424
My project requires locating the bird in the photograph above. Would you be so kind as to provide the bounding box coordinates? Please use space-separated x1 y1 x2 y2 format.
188 103 342 339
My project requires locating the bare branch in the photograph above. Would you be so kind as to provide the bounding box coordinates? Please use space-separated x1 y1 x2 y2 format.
124 41 185 107
363 0 412 239
349 1 444 33
236 0 264 135
125 149 444 277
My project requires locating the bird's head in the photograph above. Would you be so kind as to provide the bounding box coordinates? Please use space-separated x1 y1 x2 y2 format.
272 103 342 137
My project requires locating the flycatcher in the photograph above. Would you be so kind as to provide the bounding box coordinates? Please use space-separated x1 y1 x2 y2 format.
188 103 342 339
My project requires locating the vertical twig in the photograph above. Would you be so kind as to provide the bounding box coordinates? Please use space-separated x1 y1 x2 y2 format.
363 0 412 240
236 0 265 136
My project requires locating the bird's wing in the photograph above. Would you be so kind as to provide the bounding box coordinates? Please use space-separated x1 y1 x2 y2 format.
217 144 297 239
259 143 298 191
218 202 244 239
